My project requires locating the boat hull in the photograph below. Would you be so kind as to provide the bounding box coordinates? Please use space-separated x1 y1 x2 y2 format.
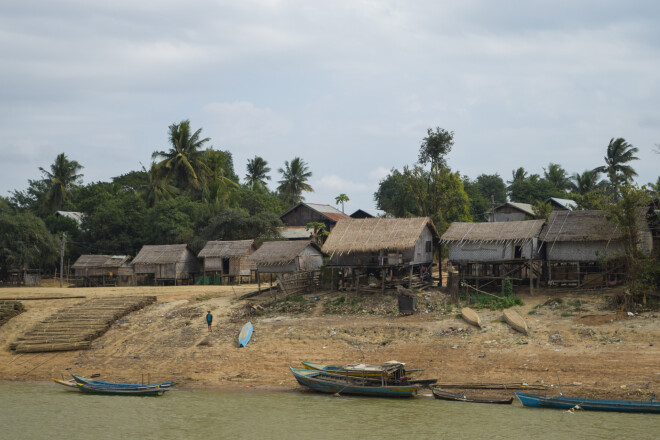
432 388 512 404
300 361 423 378
76 383 166 396
460 308 482 328
515 392 660 414
238 322 253 347
503 309 528 335
290 367 418 398
72 374 175 388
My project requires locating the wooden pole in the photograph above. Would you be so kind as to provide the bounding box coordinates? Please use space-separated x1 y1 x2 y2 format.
529 256 534 295
257 270 261 293
59 232 66 288
381 268 385 294
408 265 413 288
331 268 334 291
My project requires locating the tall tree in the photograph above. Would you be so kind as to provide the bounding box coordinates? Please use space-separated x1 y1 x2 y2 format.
39 153 84 211
277 157 313 206
152 120 211 193
507 167 557 204
593 137 639 189
543 163 570 193
335 193 349 213
569 170 601 195
245 156 271 189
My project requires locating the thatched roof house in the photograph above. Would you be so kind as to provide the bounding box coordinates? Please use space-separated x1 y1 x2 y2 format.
322 217 439 267
539 210 653 262
198 239 257 277
132 244 200 282
247 241 324 273
72 255 131 277
441 220 545 263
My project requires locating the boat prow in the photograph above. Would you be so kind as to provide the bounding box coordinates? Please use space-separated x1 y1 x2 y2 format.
461 307 482 329
503 309 528 335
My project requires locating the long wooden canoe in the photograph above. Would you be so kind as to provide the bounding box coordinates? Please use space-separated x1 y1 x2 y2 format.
432 388 513 404
238 322 253 347
516 392 660 414
460 307 482 329
503 309 528 335
290 367 419 397
72 374 176 388
52 378 77 389
76 383 166 396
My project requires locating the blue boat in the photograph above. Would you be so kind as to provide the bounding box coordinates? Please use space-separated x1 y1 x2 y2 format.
290 367 419 398
238 322 253 347
515 392 660 414
72 374 176 388
75 383 167 396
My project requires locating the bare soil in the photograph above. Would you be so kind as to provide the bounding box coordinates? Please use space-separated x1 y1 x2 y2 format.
0 284 658 400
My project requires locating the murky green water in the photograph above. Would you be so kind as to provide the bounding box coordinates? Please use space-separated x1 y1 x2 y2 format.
0 382 656 440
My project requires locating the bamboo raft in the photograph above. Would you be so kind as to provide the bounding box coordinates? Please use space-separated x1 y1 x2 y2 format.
0 301 25 327
10 296 156 353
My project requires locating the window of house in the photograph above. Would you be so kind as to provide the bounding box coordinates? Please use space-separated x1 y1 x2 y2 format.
425 241 432 252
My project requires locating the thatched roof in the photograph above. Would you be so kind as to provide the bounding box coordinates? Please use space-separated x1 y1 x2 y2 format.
539 210 622 242
247 241 322 265
322 217 439 254
72 255 111 269
441 220 545 244
198 240 255 258
132 244 191 265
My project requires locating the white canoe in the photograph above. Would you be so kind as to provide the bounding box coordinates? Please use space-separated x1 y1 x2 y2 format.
503 309 528 335
461 307 482 328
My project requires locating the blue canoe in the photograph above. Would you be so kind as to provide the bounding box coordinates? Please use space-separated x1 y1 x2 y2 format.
515 392 660 414
72 374 176 388
238 322 253 347
290 367 419 398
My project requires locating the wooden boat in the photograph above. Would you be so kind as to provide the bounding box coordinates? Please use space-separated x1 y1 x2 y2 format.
503 309 528 335
52 378 77 389
290 367 419 397
515 392 660 414
75 383 167 396
72 374 176 388
460 307 482 329
432 388 513 404
301 361 423 378
238 322 253 347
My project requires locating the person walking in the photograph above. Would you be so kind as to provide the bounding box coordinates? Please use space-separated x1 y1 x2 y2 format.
206 311 213 332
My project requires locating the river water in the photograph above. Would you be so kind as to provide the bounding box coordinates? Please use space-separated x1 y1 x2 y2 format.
0 382 656 440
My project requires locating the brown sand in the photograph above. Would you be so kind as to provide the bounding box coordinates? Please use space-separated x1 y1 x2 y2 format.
0 284 658 399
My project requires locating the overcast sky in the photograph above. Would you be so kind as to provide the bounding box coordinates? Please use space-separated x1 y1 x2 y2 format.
1 1 658 214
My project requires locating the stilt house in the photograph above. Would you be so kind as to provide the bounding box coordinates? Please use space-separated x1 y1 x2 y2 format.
539 209 653 287
131 244 200 285
198 239 257 284
491 202 535 222
279 203 350 239
71 255 133 286
321 217 439 291
441 220 545 290
246 240 324 274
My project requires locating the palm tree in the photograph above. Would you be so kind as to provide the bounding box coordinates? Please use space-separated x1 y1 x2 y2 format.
152 120 210 192
543 163 570 193
39 153 83 210
593 137 639 188
569 170 601 195
245 156 271 189
335 193 349 213
277 157 313 206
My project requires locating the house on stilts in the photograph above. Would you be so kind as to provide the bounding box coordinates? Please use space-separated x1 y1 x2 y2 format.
197 239 257 284
131 244 200 285
321 217 439 292
441 220 545 294
71 255 133 286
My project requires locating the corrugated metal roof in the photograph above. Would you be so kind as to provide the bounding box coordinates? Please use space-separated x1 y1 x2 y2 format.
546 197 578 210
494 202 535 217
55 211 84 225
280 203 351 223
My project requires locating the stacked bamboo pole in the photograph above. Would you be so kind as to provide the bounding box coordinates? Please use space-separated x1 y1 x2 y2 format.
0 301 25 327
10 296 156 353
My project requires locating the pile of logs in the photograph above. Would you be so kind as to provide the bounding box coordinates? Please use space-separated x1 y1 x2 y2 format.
10 296 156 353
0 301 25 327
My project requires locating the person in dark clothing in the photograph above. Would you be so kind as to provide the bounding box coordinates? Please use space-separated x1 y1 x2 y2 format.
206 311 213 332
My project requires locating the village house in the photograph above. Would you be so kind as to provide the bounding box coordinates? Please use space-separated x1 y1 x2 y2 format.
441 220 545 293
131 244 200 285
322 217 439 291
490 202 536 222
197 239 257 284
71 254 132 286
349 209 375 219
279 202 350 239
539 209 654 287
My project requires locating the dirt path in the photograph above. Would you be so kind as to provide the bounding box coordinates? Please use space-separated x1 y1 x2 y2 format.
0 285 658 399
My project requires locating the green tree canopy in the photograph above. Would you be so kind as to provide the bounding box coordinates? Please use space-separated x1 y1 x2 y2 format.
39 153 84 211
152 120 211 193
200 209 282 242
245 156 271 189
593 137 639 190
277 157 313 207
543 163 570 193
335 193 349 213
506 167 559 204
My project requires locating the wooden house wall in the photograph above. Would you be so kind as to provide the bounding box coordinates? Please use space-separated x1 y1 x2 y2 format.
280 206 335 230
493 210 528 222
134 264 155 275
256 262 298 273
448 240 535 263
639 225 653 255
411 227 434 263
204 257 223 272
545 241 625 262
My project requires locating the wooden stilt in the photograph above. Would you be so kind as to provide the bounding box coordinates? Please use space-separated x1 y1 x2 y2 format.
381 269 385 294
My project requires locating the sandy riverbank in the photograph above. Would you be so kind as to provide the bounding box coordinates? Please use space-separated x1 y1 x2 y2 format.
0 284 658 399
